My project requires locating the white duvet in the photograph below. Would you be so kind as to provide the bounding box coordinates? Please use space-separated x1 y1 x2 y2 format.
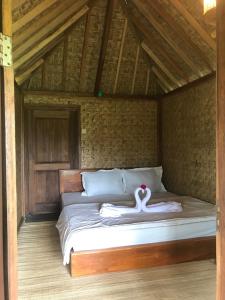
56 195 216 265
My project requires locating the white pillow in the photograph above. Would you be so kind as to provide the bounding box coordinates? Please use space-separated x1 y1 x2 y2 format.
122 169 163 194
127 166 166 192
81 169 124 196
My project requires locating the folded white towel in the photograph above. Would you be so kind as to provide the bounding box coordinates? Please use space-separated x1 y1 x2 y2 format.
142 201 183 213
99 186 182 217
100 187 144 217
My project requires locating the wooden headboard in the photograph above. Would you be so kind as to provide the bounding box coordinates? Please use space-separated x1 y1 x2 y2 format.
59 169 97 193
59 167 152 193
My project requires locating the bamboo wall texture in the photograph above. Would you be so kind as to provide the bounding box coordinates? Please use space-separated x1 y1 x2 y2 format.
24 94 159 168
161 77 216 203
22 0 162 97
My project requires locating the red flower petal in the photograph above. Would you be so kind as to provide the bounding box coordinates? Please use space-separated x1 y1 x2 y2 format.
140 184 147 190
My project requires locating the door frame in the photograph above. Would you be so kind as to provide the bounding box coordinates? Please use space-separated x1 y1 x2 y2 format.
24 104 81 216
0 0 18 299
216 1 225 299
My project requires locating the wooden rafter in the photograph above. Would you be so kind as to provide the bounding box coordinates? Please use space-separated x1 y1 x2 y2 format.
145 68 150 95
131 45 140 94
12 0 58 33
159 71 215 99
169 0 216 51
14 6 89 71
152 67 172 93
146 0 213 72
142 42 181 87
94 0 115 96
13 0 88 49
15 59 44 85
133 0 202 76
13 0 88 60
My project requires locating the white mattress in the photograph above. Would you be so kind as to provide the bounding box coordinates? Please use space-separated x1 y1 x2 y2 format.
56 194 216 265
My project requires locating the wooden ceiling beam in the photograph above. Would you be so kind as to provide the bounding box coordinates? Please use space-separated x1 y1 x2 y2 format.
169 0 216 51
142 42 181 88
14 6 89 71
13 0 58 33
13 0 88 60
13 0 88 49
15 59 44 85
145 68 150 95
146 0 213 72
94 0 115 96
15 35 64 75
133 0 202 76
131 45 140 94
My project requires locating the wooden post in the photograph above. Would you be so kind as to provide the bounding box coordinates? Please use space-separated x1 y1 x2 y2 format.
0 0 18 299
216 1 225 299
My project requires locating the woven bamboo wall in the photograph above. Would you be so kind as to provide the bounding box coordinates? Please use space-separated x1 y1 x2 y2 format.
22 1 162 97
161 77 216 203
24 93 159 168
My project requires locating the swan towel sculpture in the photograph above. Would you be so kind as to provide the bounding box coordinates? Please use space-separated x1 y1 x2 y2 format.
99 184 182 217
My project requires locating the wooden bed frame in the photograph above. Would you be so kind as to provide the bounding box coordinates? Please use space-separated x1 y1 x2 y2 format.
59 169 216 277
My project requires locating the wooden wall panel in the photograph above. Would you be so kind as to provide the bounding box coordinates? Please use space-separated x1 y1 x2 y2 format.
24 93 159 168
161 77 216 203
34 171 60 214
15 84 24 226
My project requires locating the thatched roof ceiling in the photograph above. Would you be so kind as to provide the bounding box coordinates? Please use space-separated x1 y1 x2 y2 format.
12 0 216 96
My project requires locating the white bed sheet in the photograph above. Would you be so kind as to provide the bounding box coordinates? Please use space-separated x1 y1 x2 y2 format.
56 194 216 265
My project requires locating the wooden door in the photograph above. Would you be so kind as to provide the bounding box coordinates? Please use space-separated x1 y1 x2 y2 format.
26 108 80 216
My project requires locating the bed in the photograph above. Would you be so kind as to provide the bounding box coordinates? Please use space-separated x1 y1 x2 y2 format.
57 169 216 277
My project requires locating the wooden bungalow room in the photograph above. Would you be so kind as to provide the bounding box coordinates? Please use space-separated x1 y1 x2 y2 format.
2 0 225 299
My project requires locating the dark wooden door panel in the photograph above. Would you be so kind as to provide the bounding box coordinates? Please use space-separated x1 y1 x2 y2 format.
26 108 80 215
35 118 69 163
34 171 60 214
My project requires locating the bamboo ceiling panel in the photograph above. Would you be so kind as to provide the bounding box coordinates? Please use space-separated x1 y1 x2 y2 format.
100 3 126 95
93 1 161 96
65 18 86 92
42 42 64 91
25 66 42 90
23 0 162 96
116 20 142 94
14 0 216 96
128 2 199 84
78 0 107 93
159 0 216 70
